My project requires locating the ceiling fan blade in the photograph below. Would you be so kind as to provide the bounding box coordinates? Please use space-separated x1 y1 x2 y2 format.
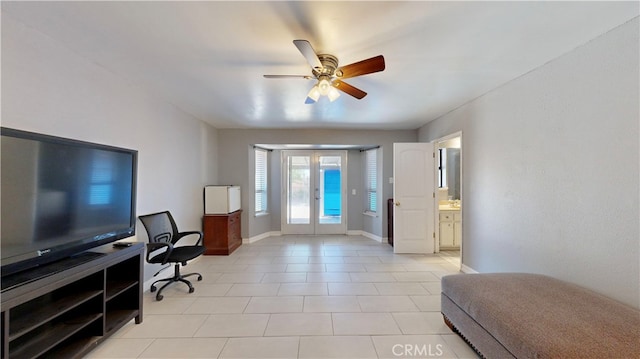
293 39 323 70
332 79 367 99
337 55 385 79
264 75 313 79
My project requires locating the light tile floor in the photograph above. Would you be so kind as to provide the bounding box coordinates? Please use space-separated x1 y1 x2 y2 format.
87 235 476 359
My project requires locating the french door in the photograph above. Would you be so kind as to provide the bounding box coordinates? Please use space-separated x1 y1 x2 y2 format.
281 150 347 235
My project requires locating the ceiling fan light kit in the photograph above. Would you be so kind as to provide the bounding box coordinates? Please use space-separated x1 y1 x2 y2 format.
264 39 385 103
327 87 341 102
305 82 340 103
307 85 321 102
317 76 332 96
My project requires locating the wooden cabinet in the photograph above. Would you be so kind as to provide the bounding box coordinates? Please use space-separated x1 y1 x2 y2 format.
203 210 242 255
1 243 143 359
439 210 461 249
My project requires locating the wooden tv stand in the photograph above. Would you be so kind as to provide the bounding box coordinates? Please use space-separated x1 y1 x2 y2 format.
1 242 144 359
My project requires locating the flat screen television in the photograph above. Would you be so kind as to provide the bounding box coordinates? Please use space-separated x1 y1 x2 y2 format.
1 127 137 278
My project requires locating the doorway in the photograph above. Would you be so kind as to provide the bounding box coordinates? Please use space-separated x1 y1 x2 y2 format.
434 133 462 267
281 150 347 235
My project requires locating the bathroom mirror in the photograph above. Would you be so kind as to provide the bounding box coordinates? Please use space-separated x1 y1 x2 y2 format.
444 148 461 200
437 137 461 201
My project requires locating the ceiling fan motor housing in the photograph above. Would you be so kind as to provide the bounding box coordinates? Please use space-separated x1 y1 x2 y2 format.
312 54 340 78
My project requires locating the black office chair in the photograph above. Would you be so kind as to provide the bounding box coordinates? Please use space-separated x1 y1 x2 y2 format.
138 211 205 301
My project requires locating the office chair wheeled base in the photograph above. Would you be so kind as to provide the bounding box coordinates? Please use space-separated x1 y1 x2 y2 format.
150 263 203 301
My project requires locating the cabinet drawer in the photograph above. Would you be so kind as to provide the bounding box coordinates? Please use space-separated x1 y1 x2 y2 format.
439 213 454 221
228 217 240 231
453 213 462 221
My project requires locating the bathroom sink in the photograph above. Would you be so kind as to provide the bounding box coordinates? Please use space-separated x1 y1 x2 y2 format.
439 205 461 211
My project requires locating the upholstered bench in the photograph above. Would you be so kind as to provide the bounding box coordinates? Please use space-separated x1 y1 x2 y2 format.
441 273 640 358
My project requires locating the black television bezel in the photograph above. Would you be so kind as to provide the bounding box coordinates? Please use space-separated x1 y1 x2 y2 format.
0 127 138 277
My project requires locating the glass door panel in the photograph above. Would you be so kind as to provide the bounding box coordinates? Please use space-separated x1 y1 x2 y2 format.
314 152 346 234
281 150 347 235
282 151 314 234
287 155 311 225
317 155 342 224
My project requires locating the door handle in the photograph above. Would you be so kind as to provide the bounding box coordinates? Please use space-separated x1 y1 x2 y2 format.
395 201 400 206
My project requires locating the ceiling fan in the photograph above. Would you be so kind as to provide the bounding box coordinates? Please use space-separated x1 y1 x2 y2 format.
264 40 385 103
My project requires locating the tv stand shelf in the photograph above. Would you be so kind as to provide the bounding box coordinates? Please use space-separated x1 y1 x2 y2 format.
1 243 144 359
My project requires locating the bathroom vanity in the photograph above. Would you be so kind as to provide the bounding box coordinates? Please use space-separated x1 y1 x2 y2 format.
439 206 461 249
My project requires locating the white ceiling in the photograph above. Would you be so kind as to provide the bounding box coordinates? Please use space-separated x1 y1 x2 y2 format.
2 1 637 130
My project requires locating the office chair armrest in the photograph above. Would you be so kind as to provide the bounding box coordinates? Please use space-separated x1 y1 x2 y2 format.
146 242 174 264
173 231 204 246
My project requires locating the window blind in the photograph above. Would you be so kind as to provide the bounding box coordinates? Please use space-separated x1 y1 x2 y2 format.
365 149 377 213
255 149 268 214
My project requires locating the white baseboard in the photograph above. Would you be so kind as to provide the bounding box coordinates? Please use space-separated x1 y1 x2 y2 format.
364 233 383 243
461 264 478 274
244 231 282 244
241 230 384 245
347 230 383 242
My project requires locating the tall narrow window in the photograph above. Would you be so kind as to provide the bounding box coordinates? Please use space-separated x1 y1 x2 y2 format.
255 148 268 214
365 148 377 213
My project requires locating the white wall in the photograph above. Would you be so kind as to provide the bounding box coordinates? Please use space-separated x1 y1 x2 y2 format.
1 13 219 281
418 19 639 308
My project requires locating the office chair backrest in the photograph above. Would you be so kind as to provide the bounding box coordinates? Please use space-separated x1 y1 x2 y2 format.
138 211 179 244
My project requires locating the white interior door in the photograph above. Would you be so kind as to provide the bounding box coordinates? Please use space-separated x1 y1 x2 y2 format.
281 150 347 235
393 143 435 253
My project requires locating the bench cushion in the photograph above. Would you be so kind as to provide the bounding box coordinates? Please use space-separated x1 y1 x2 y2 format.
441 273 640 359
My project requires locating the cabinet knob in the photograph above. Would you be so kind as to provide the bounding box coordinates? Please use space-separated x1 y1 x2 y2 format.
395 201 400 206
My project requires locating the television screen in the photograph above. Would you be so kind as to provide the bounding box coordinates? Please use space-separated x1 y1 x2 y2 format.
1 127 137 277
